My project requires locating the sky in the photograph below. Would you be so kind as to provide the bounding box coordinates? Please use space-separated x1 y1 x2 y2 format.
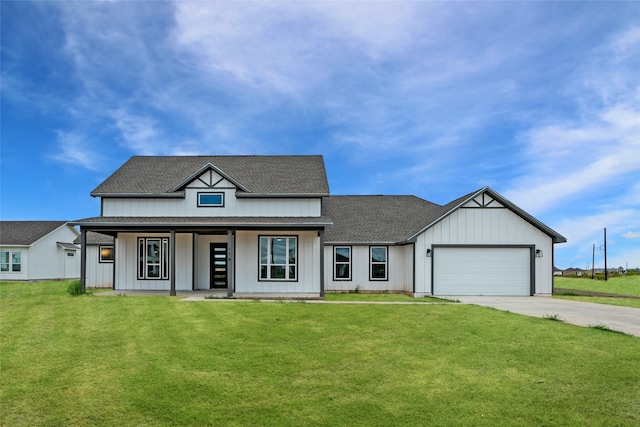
1 1 639 270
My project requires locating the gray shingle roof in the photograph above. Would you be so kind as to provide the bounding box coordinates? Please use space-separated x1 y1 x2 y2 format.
0 221 69 245
323 196 444 244
73 231 115 245
91 155 330 196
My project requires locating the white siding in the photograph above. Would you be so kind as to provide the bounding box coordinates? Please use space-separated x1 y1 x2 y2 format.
84 245 114 288
324 245 412 293
235 230 320 294
102 192 322 217
0 246 29 281
194 234 229 290
114 233 193 291
1 224 80 281
414 207 553 296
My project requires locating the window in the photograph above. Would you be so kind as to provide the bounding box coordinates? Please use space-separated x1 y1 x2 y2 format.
1 251 21 272
137 238 169 280
259 236 297 281
99 246 114 263
370 246 387 280
198 192 224 207
334 246 351 280
66 251 75 257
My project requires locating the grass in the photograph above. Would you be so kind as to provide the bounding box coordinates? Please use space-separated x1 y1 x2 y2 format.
554 275 640 296
2 281 640 426
554 275 640 308
555 295 640 309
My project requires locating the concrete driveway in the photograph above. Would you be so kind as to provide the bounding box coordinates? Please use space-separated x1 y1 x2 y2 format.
456 296 640 337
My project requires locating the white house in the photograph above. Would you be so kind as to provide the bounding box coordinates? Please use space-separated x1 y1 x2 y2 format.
0 221 80 281
74 231 114 288
72 155 566 296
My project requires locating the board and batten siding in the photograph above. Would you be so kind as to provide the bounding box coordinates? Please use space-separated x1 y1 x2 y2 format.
101 169 322 217
102 193 322 217
0 224 80 281
0 245 29 281
114 233 193 291
194 234 229 290
414 207 554 296
235 230 320 294
323 245 412 293
84 245 114 288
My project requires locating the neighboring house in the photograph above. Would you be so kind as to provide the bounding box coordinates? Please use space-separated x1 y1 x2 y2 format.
0 221 80 281
73 231 114 288
553 266 563 276
72 155 566 297
562 268 585 277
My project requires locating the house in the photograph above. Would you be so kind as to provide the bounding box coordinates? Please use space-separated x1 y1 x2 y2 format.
0 221 80 281
562 268 585 277
73 231 114 288
72 155 566 297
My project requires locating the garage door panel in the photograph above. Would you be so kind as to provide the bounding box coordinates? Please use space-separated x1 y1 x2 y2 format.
434 247 530 296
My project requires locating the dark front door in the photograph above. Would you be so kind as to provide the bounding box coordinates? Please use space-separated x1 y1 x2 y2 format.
210 243 228 289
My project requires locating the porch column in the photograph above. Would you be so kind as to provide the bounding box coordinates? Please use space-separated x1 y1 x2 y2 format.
227 230 235 298
80 228 87 293
319 229 325 298
170 230 176 296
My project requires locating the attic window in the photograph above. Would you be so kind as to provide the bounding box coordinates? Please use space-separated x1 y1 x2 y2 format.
198 192 224 207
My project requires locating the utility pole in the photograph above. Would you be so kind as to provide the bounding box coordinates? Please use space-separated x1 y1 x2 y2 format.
604 228 608 281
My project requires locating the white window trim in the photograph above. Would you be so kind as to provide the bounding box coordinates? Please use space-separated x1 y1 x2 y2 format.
99 245 114 263
369 246 388 281
197 192 225 207
1 251 22 273
259 236 298 281
334 246 352 281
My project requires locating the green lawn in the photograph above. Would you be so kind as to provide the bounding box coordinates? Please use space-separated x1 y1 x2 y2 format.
554 275 640 308
2 281 640 426
554 275 640 297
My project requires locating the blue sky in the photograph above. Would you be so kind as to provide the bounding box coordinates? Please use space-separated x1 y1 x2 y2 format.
1 1 639 269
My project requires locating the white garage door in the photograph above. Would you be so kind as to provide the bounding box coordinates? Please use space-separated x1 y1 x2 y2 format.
433 247 531 296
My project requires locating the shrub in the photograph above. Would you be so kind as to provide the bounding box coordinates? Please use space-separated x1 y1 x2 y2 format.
67 280 84 296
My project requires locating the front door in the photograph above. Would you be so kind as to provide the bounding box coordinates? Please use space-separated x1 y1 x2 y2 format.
210 243 228 289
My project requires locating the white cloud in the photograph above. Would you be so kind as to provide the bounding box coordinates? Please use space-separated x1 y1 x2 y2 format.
51 131 104 171
623 232 640 239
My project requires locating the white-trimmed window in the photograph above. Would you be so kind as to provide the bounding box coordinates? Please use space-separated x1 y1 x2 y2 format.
334 246 351 280
198 192 224 207
0 251 21 272
100 246 114 263
259 236 297 281
370 246 388 280
137 238 169 280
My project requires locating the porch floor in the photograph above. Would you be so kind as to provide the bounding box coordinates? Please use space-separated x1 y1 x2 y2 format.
93 289 322 300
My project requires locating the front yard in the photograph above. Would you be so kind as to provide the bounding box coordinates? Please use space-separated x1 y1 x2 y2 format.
2 281 639 426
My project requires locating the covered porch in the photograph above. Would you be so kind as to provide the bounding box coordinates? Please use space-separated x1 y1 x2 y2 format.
71 216 331 297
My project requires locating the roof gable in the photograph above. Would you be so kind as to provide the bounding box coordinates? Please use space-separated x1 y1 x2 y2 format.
91 155 330 197
0 221 71 246
408 187 567 243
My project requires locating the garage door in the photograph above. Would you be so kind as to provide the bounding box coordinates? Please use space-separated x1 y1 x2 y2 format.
433 247 531 296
